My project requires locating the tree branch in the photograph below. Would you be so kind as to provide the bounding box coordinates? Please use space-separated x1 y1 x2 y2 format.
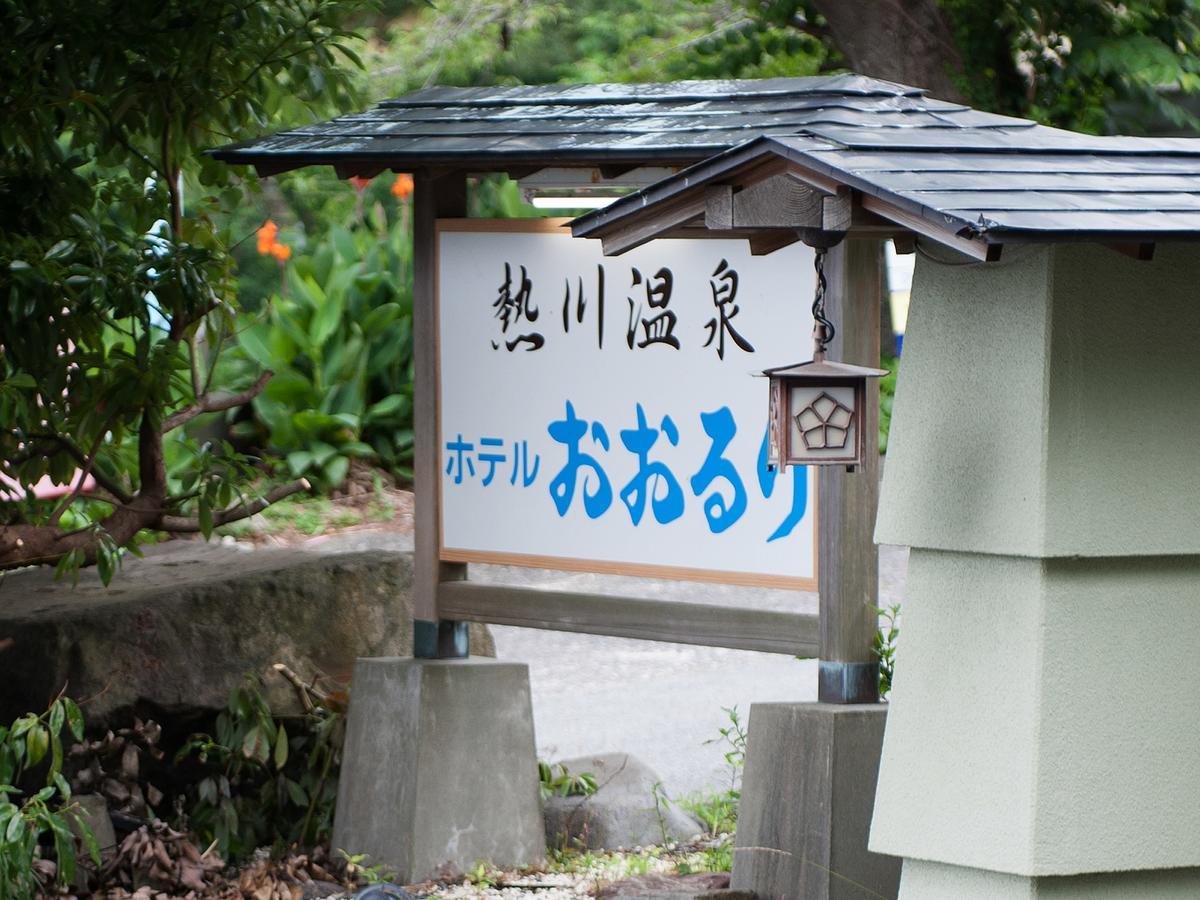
163 370 272 432
30 433 134 505
47 424 110 526
157 479 310 532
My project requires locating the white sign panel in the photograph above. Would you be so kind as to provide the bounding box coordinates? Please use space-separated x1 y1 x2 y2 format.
437 220 817 589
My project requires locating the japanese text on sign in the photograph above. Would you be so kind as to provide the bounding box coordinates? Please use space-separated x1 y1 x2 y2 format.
438 220 818 588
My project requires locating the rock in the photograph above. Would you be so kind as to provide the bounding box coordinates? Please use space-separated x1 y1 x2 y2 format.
302 880 350 898
543 753 702 852
0 535 493 728
352 884 414 899
598 872 744 899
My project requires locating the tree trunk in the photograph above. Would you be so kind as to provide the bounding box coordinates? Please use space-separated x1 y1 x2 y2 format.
809 0 968 102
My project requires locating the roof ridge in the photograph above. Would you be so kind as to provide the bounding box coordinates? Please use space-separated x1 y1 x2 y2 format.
376 74 925 109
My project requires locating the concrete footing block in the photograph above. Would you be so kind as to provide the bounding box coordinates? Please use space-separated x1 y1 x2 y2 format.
730 702 899 900
332 657 545 883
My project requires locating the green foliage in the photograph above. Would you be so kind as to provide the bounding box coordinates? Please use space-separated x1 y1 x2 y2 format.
538 760 599 801
878 353 898 454
338 849 400 886
683 705 747 839
233 213 417 487
465 860 503 889
676 840 733 874
0 0 364 573
0 696 98 899
679 790 738 838
362 0 827 98
650 779 673 845
174 677 345 862
874 603 901 701
940 0 1200 133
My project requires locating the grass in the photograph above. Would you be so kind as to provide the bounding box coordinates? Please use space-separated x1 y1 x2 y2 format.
680 790 738 837
545 840 733 879
215 491 398 539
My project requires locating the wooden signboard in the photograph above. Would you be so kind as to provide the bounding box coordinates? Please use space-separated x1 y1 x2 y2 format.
436 219 818 590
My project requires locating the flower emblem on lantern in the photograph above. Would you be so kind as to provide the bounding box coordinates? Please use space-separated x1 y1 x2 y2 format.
795 391 853 451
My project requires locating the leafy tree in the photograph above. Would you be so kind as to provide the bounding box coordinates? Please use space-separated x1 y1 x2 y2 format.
363 0 1200 134
0 0 364 576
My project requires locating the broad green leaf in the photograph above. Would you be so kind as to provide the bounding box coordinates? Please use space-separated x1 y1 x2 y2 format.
285 778 307 807
47 702 63 737
26 726 48 767
365 394 407 422
308 279 345 348
287 450 315 476
5 809 24 842
324 455 349 487
63 698 83 742
71 809 101 866
330 225 357 261
362 302 402 337
273 724 288 768
242 725 269 763
237 323 276 370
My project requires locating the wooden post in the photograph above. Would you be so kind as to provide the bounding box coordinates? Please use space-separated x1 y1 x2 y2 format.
817 238 883 703
412 170 469 658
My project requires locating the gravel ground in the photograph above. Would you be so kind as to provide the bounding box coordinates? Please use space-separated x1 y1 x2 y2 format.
481 544 907 799
273 525 908 801
211 488 909 803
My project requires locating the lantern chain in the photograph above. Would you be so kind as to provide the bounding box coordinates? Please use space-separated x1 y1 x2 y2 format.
812 247 835 358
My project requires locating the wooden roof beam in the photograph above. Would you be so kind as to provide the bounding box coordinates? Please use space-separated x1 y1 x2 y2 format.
599 191 709 255
860 194 1001 262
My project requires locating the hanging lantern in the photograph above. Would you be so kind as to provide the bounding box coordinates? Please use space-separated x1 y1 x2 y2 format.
764 248 887 472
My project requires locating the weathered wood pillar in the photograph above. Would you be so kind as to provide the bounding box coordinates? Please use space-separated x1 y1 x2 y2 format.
817 238 883 703
412 170 468 658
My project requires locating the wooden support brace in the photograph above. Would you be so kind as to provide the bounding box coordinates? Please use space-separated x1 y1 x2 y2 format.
438 582 821 657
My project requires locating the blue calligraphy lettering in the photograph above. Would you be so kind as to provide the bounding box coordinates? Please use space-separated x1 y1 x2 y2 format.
548 402 612 518
477 437 505 486
509 440 540 487
445 435 475 484
689 407 746 534
619 404 684 526
757 425 807 541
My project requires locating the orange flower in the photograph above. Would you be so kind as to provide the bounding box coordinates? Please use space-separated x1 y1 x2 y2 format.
349 175 371 192
391 173 414 201
269 242 292 261
256 220 279 255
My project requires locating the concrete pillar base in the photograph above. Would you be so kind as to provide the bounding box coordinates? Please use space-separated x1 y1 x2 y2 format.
332 658 545 882
731 703 899 900
900 859 1200 899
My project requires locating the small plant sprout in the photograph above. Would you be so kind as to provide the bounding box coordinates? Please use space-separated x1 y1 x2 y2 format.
873 603 901 700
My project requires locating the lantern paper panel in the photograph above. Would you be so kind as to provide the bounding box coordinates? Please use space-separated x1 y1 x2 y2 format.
787 382 860 465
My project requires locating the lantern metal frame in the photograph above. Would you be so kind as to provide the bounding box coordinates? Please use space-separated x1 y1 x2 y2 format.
765 356 888 471
762 241 887 472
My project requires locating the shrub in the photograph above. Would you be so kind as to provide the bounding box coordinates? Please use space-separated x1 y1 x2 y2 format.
0 696 98 898
233 213 416 488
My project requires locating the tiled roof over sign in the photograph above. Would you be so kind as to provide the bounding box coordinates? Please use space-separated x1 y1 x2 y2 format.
209 74 1037 174
213 72 1200 248
572 118 1200 252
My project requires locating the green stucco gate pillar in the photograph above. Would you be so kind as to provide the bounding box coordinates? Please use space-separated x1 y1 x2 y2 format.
870 242 1200 897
